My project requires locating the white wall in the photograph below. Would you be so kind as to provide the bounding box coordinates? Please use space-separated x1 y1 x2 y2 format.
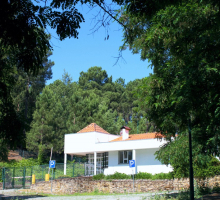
136 149 173 174
94 133 120 143
65 131 166 155
96 138 167 152
104 149 172 175
64 132 119 154
104 151 133 175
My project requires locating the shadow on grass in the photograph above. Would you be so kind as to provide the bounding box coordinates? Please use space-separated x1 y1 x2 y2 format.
0 194 46 200
152 191 220 200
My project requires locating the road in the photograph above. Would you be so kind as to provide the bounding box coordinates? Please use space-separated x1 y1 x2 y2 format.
0 189 179 200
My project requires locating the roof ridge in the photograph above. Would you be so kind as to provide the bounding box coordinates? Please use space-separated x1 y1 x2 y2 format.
77 123 110 134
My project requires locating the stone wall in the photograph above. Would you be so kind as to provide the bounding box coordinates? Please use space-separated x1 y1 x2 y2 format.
29 176 220 194
0 182 3 190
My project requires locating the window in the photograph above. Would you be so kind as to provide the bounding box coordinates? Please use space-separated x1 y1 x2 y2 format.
103 152 108 168
118 150 132 164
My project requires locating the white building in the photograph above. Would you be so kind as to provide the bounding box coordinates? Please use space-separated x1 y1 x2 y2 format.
64 123 172 175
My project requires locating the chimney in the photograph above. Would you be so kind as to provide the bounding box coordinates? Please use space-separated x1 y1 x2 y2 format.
120 126 131 140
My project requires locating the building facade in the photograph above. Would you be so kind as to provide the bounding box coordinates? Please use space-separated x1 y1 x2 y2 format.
64 123 172 175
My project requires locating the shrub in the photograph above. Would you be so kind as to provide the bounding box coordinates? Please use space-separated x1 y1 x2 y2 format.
57 175 71 179
105 172 131 180
152 172 174 180
93 173 105 180
135 172 153 179
194 157 220 178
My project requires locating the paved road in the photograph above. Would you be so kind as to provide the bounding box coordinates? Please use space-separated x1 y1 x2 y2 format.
0 189 179 200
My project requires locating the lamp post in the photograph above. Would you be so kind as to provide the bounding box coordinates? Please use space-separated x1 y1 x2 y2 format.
188 119 194 200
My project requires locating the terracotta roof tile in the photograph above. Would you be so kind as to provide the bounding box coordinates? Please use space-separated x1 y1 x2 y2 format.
77 123 110 134
110 132 163 142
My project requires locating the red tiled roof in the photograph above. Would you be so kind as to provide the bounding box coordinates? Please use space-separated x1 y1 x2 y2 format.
77 123 110 134
110 132 163 142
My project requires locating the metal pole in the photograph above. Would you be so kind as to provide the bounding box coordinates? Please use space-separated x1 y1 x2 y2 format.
23 167 26 188
133 168 134 193
42 165 44 181
51 168 53 193
48 147 53 174
12 167 15 189
73 163 75 177
2 168 5 190
189 119 194 200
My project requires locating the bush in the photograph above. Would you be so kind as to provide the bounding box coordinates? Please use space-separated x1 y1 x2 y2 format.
91 172 174 181
57 175 71 179
105 172 131 180
93 173 105 180
152 172 174 180
194 157 220 178
135 172 152 179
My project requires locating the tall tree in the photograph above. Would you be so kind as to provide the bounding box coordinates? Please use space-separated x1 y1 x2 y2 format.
26 80 69 161
11 51 53 135
0 0 85 154
119 0 220 174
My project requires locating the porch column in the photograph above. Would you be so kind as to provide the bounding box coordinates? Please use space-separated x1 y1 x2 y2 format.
94 152 97 175
64 153 67 175
132 149 137 174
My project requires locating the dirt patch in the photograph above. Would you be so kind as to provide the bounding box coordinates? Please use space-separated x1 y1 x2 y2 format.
8 151 23 161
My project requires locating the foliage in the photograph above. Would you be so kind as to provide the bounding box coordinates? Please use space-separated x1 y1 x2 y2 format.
92 173 105 180
57 175 71 179
0 161 84 183
0 0 86 158
156 134 220 178
0 158 40 168
26 80 69 157
118 0 220 176
0 39 53 160
105 172 131 180
152 173 174 180
27 67 152 157
135 172 152 179
93 171 174 180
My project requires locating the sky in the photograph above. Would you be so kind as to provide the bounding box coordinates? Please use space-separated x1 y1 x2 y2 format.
46 4 153 85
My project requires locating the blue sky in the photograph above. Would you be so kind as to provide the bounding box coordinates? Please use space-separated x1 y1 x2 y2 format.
46 4 152 85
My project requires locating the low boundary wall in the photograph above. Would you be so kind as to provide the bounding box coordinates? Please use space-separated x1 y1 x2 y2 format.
30 176 220 194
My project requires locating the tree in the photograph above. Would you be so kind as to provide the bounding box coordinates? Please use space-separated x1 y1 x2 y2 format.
79 66 112 90
0 0 86 154
26 80 69 161
11 51 53 135
119 0 220 175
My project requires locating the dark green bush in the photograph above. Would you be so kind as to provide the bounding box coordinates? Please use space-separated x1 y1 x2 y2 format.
194 157 220 178
92 172 174 181
92 173 105 180
152 172 174 180
105 172 131 180
135 172 152 179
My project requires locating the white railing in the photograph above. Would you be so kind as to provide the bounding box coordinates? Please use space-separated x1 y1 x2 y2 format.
85 163 103 175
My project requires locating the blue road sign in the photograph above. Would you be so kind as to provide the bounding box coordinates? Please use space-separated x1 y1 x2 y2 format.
49 160 56 168
129 160 135 168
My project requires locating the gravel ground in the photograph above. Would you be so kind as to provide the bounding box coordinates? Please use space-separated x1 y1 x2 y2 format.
0 189 179 200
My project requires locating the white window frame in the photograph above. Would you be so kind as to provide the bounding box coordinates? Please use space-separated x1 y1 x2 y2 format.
118 150 132 164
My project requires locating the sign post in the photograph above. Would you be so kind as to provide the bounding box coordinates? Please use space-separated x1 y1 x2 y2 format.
129 160 135 193
49 160 56 193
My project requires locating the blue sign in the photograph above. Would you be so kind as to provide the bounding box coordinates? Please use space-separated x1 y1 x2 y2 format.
129 160 135 168
49 160 56 168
